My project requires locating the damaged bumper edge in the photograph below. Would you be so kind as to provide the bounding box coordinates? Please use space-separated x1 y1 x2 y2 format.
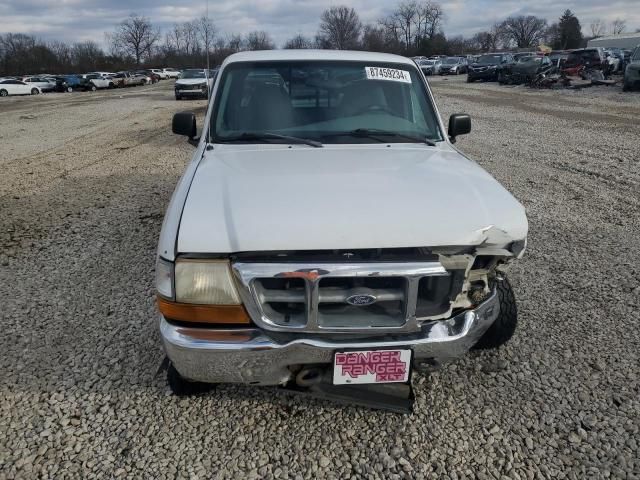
160 289 500 385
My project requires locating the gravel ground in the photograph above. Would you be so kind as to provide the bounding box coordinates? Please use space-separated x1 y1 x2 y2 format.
1 78 639 479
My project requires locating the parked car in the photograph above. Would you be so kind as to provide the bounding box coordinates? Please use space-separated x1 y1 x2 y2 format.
162 68 181 79
439 57 468 75
52 75 90 92
0 79 41 96
150 68 168 79
88 71 116 78
174 69 217 100
623 46 640 91
417 59 442 76
503 55 556 85
82 73 115 89
467 53 515 82
135 70 160 84
21 76 55 92
111 71 147 87
160 50 528 407
562 48 609 77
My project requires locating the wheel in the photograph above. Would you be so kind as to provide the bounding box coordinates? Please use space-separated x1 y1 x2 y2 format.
167 363 214 396
622 83 630 92
497 72 506 84
0 89 7 97
473 276 518 350
90 84 97 91
66 86 73 93
108 82 114 89
466 76 473 83
175 94 181 100
31 88 40 95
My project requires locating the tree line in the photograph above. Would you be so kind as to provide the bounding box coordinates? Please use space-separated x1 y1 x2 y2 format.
0 2 635 76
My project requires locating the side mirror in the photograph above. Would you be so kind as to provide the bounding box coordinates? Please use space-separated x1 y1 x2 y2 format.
448 114 471 143
172 112 198 145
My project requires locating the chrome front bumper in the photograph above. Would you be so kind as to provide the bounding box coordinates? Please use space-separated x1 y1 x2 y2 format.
160 289 499 385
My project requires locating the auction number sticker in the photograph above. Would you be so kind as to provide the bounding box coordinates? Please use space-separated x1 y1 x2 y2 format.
365 66 412 83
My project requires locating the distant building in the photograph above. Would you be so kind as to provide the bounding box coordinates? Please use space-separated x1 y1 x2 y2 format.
587 33 640 49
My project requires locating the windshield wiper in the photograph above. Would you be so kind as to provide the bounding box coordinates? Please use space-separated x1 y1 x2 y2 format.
217 132 322 148
327 129 437 146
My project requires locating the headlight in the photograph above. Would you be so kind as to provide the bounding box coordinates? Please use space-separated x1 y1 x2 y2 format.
175 260 241 304
156 258 250 325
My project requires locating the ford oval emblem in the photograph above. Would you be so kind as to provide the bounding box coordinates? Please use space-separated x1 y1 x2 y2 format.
346 294 377 306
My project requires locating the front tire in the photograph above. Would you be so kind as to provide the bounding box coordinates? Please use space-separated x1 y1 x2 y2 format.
66 86 73 93
175 94 181 100
473 277 518 350
0 89 8 97
167 363 214 396
31 88 40 95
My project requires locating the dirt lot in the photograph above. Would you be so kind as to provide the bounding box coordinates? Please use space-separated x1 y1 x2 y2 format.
1 79 639 479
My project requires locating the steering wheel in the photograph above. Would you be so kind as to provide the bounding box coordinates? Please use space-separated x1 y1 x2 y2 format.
353 104 396 116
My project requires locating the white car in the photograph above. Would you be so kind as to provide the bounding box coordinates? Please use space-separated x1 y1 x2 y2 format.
0 79 41 97
22 76 55 92
174 69 217 100
88 71 116 78
162 68 181 79
82 74 114 89
151 68 168 79
158 50 528 408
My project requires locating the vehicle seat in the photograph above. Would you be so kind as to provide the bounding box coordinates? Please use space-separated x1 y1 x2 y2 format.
242 83 294 131
339 82 389 117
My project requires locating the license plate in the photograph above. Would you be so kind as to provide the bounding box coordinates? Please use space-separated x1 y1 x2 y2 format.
333 349 411 385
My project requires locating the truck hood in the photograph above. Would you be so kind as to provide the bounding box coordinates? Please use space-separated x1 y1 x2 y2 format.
176 78 211 86
177 144 528 253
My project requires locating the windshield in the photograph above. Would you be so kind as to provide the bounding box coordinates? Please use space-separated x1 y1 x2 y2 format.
211 61 443 144
634 48 640 61
444 58 459 64
518 56 540 63
478 55 502 64
181 70 206 79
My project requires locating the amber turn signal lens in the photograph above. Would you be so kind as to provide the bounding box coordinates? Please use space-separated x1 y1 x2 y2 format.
157 297 251 325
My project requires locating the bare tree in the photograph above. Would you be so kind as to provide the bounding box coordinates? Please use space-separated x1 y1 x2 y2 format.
109 14 160 65
590 18 606 38
72 41 104 71
197 16 216 57
318 6 362 50
499 15 548 48
246 31 275 50
394 1 419 48
226 34 244 53
418 1 444 41
610 18 626 35
284 34 312 49
181 20 200 55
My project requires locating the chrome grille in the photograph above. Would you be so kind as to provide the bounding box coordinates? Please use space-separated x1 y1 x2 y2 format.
233 262 463 333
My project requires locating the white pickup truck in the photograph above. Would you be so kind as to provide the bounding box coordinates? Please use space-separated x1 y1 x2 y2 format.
158 50 528 408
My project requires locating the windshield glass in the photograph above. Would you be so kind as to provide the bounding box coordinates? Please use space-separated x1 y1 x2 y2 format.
181 70 206 79
211 61 443 144
633 48 640 61
478 55 502 64
444 58 459 64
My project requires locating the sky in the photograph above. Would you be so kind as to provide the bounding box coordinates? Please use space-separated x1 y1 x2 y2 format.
0 0 638 47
